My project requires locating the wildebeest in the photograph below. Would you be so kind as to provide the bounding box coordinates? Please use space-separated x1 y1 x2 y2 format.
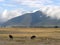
31 35 36 39
9 35 13 40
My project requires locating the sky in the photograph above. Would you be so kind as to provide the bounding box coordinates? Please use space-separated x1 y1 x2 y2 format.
0 0 60 22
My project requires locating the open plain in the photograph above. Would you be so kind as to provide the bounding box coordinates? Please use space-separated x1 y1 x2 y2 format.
0 28 60 45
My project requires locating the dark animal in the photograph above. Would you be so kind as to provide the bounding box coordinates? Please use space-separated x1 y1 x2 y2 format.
9 35 13 40
31 35 36 39
54 26 58 28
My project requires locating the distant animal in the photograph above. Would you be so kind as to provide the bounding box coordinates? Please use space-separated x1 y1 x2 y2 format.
9 35 13 40
31 35 36 39
54 26 58 28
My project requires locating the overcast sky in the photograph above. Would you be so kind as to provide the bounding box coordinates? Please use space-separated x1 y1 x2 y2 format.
0 0 60 22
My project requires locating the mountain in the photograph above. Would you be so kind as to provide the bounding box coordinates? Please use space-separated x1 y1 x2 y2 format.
1 11 60 28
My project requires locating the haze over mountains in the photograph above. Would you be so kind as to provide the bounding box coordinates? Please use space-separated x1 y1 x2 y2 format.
1 10 60 27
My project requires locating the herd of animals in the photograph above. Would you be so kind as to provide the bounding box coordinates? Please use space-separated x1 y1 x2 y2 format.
9 35 36 40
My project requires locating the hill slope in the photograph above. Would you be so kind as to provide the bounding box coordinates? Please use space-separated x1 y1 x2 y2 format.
2 11 60 27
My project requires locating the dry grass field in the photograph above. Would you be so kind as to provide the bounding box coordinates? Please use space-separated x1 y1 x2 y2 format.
0 28 60 45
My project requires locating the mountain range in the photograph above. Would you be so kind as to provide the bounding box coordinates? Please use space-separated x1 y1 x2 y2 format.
1 10 60 28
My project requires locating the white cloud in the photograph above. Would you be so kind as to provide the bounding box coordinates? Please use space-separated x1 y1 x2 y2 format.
1 9 29 22
0 0 4 2
10 0 60 17
11 0 54 8
2 9 7 18
2 4 16 7
0 0 60 22
2 6 60 22
40 6 60 19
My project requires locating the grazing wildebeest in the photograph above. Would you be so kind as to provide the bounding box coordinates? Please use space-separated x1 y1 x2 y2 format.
31 35 36 39
9 35 13 40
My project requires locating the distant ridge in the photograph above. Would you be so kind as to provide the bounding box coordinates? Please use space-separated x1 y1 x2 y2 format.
2 10 60 28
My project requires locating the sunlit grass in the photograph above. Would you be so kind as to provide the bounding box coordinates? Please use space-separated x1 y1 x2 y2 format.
0 28 60 45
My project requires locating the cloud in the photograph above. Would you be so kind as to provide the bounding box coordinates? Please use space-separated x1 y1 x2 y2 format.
0 0 4 2
33 6 60 19
11 0 55 8
2 3 16 7
2 9 7 18
1 9 29 22
0 0 60 22
40 6 60 19
1 6 60 22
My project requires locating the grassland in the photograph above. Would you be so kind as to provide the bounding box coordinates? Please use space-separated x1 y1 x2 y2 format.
0 28 60 45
